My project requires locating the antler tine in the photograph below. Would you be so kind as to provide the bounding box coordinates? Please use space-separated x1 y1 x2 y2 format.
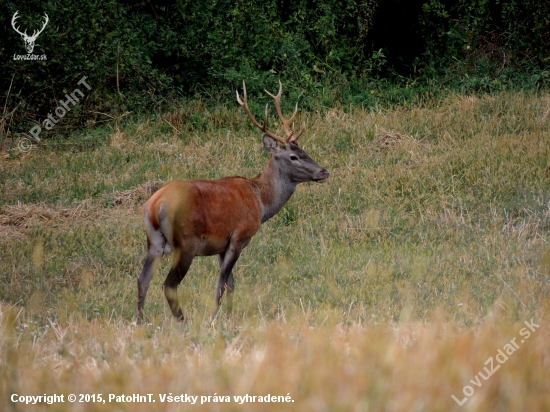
236 81 287 145
265 80 301 142
290 126 305 142
264 80 282 103
289 102 298 123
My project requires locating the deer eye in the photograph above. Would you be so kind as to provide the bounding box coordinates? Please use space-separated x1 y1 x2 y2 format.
290 155 299 161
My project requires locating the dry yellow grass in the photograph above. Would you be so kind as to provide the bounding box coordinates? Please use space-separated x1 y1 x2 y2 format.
1 302 549 411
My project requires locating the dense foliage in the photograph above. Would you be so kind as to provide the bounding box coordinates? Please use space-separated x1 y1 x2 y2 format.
0 0 548 135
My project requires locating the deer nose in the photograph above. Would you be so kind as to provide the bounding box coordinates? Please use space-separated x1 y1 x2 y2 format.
315 168 329 182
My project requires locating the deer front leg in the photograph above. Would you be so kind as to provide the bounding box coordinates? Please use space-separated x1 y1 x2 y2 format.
211 247 241 322
226 271 235 315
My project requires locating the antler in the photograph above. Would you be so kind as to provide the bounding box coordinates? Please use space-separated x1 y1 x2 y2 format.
265 80 305 142
236 81 288 145
11 12 28 38
236 80 305 145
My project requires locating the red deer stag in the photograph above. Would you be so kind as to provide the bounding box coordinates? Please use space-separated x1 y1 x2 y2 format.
137 81 329 324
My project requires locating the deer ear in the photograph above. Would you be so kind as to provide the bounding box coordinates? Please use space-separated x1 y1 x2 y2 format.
263 134 279 153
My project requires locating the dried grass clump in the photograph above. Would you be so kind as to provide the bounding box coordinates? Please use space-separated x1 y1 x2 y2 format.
109 180 164 206
371 130 418 151
0 180 164 240
0 202 96 228
110 124 127 149
370 130 428 165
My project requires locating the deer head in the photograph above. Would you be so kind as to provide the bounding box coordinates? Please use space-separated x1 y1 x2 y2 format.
237 80 329 184
11 11 49 54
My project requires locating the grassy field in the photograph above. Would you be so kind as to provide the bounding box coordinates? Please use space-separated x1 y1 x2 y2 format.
1 91 549 411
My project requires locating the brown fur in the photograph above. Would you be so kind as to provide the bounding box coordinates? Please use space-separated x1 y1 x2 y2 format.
144 177 262 256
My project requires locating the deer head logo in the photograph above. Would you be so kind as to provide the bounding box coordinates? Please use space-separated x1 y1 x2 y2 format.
11 11 49 54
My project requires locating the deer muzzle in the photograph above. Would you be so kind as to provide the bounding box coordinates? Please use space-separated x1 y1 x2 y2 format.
314 169 330 183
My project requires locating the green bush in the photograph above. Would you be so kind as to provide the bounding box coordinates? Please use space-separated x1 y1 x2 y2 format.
0 0 547 138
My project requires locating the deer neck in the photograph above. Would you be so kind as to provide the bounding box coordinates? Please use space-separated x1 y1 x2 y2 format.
253 157 297 223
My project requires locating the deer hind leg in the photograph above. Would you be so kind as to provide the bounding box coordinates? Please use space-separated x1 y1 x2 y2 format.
163 248 194 321
137 231 166 324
